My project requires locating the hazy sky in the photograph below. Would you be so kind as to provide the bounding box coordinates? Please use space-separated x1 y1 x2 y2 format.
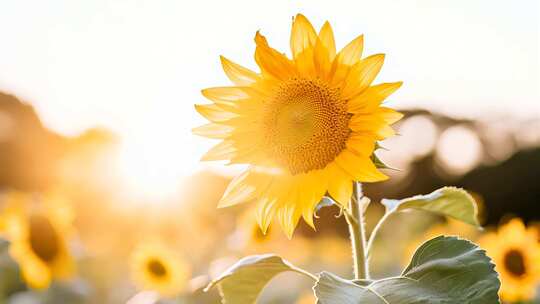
0 0 539 184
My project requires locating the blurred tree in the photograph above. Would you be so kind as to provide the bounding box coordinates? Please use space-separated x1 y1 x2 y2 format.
0 92 65 191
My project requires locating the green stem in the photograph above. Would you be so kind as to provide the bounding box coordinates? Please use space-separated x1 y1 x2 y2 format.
366 211 392 259
345 182 370 280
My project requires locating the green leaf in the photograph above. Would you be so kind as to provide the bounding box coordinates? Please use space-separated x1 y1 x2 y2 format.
371 153 398 170
382 187 480 226
314 236 500 304
205 254 316 304
317 197 336 212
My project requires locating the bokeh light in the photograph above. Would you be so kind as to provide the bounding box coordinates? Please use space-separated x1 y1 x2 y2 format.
436 125 483 175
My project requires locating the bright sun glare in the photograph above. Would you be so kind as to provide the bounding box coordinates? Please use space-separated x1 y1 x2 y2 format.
115 129 185 202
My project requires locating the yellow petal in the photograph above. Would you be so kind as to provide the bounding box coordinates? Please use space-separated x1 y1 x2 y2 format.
286 184 306 236
277 203 301 239
194 104 237 122
335 149 388 182
192 123 233 139
346 133 376 157
328 35 364 87
22 260 52 289
201 87 264 105
295 47 316 76
337 34 364 66
218 168 271 208
348 82 403 113
200 140 236 161
255 31 297 80
220 56 260 86
297 171 327 230
374 125 396 139
314 37 331 78
51 247 75 279
10 245 52 289
290 14 317 59
227 144 265 165
318 21 336 61
349 114 395 140
256 175 290 234
256 194 277 235
326 163 353 207
349 114 385 131
342 54 385 99
378 107 403 124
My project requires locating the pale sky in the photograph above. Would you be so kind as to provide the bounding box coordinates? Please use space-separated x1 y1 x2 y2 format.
0 0 539 189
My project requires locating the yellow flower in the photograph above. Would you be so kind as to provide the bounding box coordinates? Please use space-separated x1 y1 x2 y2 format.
130 240 190 298
236 207 277 248
195 14 402 237
479 219 540 302
234 208 313 264
1 191 75 289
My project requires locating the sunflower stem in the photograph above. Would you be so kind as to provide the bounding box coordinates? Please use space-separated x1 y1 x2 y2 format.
345 182 370 280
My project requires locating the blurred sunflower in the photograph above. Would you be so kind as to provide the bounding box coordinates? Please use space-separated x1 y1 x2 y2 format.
314 236 351 266
130 240 190 298
233 208 313 264
479 218 540 302
235 207 277 249
1 191 75 289
195 14 402 237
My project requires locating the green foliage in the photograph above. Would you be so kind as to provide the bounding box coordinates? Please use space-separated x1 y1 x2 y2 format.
314 236 500 304
208 188 499 303
382 187 480 226
205 254 315 304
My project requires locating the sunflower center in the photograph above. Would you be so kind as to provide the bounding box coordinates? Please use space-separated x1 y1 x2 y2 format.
147 259 168 278
504 249 526 277
264 77 350 174
28 215 60 262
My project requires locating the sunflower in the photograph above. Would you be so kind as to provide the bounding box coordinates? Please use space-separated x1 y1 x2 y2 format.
233 208 312 264
194 14 402 238
1 191 75 289
479 218 540 302
237 207 276 248
130 240 190 298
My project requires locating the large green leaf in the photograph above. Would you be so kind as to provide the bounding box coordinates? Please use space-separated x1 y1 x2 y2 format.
205 254 315 304
382 187 480 226
314 236 500 304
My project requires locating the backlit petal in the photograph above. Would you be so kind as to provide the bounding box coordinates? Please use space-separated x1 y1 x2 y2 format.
314 37 331 78
348 82 403 113
378 107 404 124
335 149 388 182
194 104 237 122
200 140 237 161
346 133 376 157
342 54 385 99
218 168 271 208
255 32 297 80
326 163 353 207
337 34 364 66
290 14 317 59
192 123 233 139
318 21 336 61
220 56 260 86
